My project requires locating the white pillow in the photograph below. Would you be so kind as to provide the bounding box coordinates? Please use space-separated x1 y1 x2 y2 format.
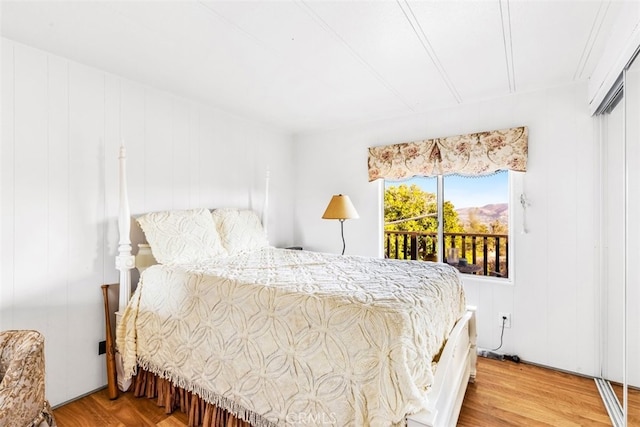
211 208 269 254
136 208 227 265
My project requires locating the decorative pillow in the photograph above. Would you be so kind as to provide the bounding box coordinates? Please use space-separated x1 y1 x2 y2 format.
211 208 269 255
136 208 227 265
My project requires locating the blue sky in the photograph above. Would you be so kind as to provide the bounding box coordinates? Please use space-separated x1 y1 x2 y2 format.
385 171 508 209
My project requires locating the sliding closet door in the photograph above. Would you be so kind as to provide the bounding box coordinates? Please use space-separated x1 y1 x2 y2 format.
599 53 640 426
625 55 640 425
602 94 624 386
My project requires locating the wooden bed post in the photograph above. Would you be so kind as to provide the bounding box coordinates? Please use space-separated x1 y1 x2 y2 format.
101 284 119 399
116 144 135 314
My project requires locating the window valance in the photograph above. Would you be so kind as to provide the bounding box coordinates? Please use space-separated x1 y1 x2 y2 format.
368 126 528 181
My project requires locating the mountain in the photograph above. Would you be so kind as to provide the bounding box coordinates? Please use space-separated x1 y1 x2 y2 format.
456 203 508 229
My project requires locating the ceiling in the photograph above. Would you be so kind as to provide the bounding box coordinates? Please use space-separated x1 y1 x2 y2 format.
0 0 622 134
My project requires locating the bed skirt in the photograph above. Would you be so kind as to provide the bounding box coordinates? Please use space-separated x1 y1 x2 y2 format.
131 367 251 427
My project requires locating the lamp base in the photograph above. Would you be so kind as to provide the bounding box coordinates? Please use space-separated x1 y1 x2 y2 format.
338 220 344 255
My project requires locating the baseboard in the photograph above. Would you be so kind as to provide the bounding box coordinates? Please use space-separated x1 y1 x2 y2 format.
51 385 108 410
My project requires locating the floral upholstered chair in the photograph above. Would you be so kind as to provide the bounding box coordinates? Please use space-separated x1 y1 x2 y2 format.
0 330 56 427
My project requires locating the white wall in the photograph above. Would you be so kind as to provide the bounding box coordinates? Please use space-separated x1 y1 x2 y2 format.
0 38 295 406
293 82 599 377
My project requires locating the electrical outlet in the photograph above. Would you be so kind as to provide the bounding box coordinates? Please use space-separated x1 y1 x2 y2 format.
98 340 106 355
499 312 512 328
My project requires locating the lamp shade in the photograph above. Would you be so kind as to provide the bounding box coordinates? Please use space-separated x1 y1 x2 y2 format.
322 194 359 220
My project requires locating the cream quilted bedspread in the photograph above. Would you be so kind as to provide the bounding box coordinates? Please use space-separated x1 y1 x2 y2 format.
116 248 465 427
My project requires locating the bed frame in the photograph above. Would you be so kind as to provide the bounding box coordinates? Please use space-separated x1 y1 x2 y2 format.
113 145 477 427
407 307 477 427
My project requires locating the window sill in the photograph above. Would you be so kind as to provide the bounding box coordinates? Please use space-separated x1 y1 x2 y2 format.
460 273 514 287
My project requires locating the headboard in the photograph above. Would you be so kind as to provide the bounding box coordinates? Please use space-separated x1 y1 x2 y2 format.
115 145 270 313
129 214 147 252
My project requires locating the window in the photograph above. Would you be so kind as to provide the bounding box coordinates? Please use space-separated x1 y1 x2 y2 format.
368 125 526 280
384 171 510 278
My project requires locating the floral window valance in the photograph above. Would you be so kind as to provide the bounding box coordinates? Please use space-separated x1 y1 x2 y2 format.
367 126 528 182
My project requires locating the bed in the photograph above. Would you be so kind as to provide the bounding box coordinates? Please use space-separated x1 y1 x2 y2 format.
113 147 476 427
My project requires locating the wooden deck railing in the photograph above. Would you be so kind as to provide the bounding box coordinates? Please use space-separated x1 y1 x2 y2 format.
384 230 509 278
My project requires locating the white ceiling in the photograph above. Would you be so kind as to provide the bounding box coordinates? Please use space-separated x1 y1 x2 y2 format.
0 0 623 134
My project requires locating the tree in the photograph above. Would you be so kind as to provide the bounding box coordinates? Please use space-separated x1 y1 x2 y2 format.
384 184 464 259
466 209 489 234
489 219 508 234
384 184 437 232
384 184 463 233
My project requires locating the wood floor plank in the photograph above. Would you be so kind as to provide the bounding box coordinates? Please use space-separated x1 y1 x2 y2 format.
54 357 634 426
458 358 614 426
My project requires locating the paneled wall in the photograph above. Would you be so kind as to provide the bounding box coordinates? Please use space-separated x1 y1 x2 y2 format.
292 83 599 378
0 38 294 406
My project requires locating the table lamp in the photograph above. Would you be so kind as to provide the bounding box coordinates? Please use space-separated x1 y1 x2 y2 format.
322 194 359 255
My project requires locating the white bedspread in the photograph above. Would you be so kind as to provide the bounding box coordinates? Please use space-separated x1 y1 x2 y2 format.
116 247 465 427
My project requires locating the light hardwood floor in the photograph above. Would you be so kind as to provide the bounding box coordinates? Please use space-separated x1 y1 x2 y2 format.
54 357 639 426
